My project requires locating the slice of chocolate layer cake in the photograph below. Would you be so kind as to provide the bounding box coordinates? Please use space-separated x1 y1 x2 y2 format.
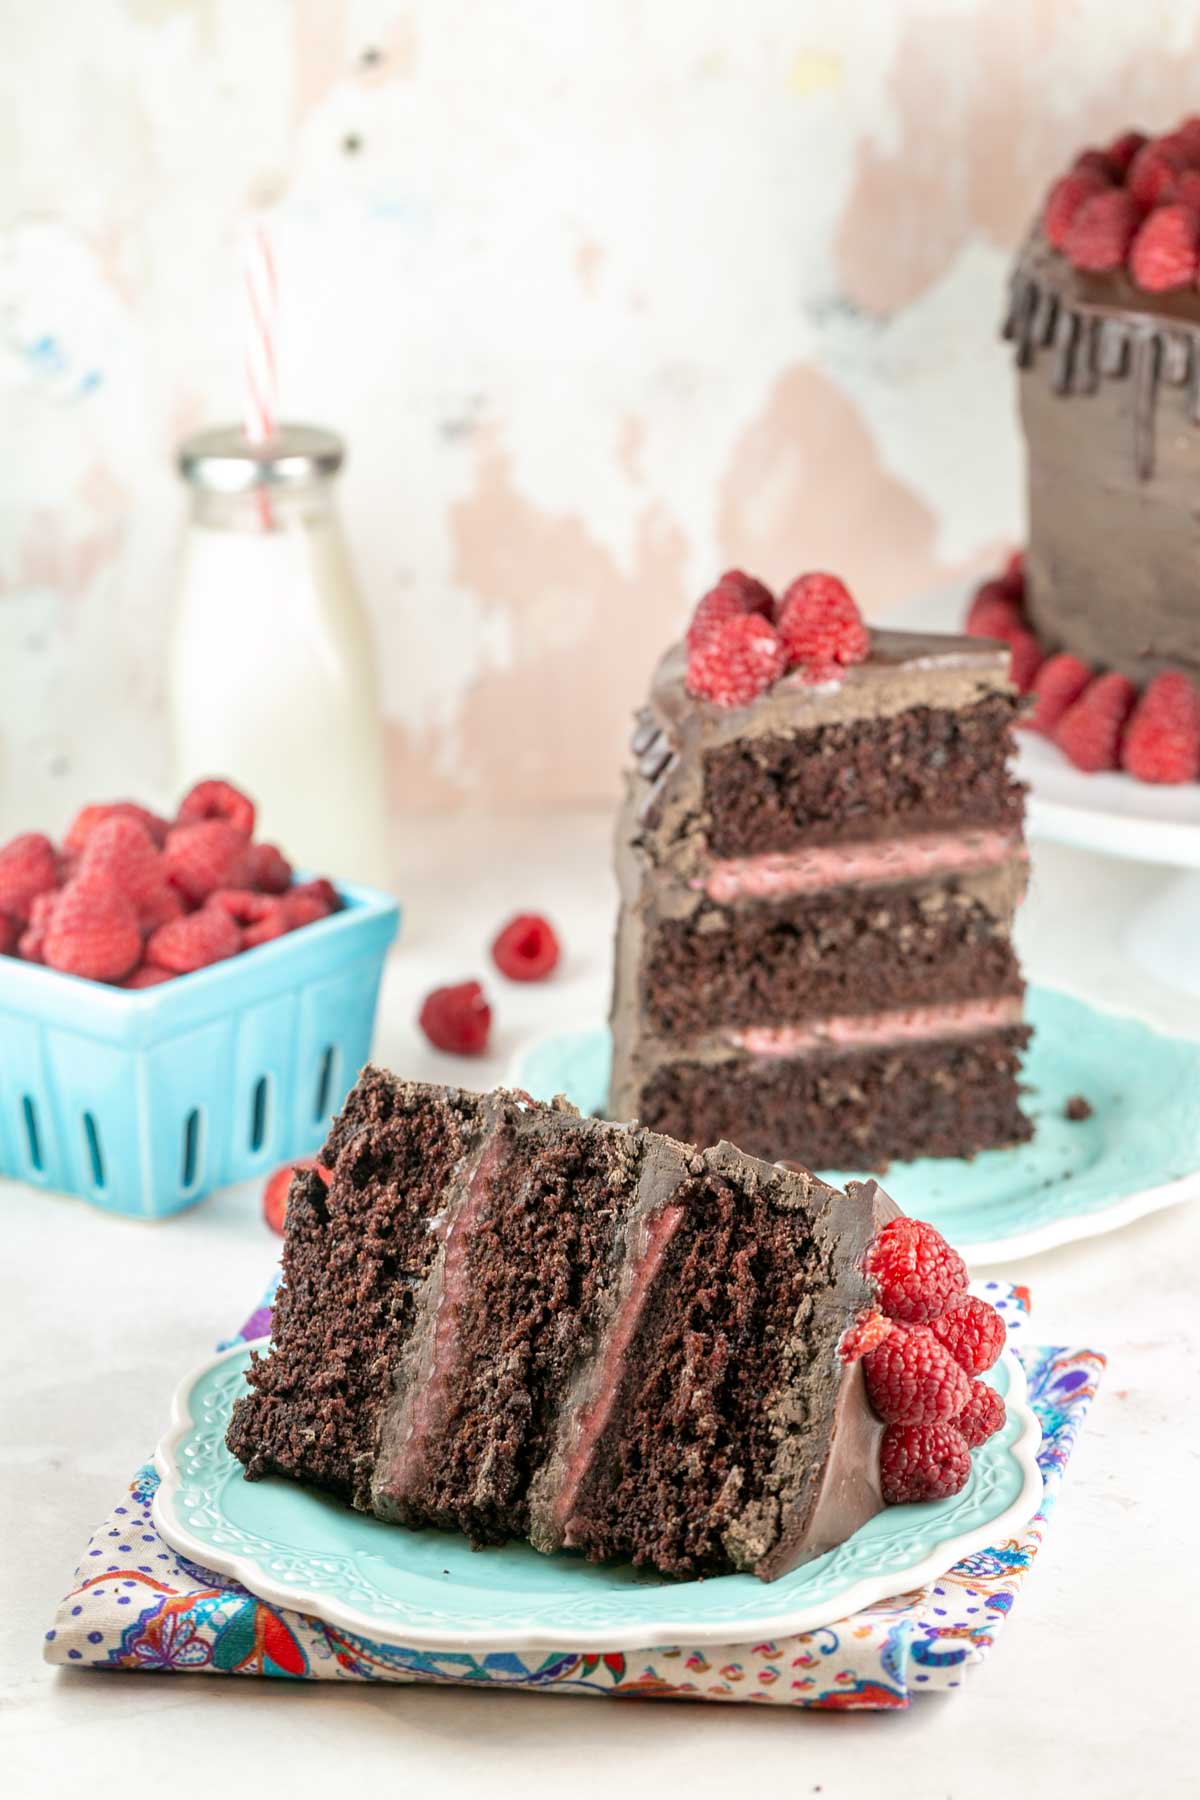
227 1070 1007 1580
610 572 1032 1169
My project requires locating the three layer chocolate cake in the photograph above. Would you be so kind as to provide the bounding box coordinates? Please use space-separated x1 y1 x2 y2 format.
610 574 1031 1170
227 1069 1006 1580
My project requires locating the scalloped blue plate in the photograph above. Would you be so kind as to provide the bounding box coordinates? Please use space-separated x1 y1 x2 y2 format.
510 987 1200 1264
152 1338 1039 1651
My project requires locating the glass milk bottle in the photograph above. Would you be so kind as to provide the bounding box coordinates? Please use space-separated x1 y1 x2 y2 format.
169 425 389 888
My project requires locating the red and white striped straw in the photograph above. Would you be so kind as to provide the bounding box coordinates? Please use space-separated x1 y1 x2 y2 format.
242 219 278 448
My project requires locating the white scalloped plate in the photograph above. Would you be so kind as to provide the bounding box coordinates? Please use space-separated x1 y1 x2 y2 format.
152 1338 1040 1652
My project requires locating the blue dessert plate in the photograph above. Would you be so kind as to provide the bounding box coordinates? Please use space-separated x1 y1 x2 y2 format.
508 987 1200 1265
153 1336 1040 1651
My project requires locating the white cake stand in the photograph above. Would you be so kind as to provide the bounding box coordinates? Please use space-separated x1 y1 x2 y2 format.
891 584 1200 993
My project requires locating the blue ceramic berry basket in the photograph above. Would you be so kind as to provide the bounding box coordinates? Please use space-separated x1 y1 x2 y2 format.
0 879 399 1218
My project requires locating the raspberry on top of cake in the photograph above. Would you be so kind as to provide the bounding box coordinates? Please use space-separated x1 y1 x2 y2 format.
226 1071 1008 1582
610 571 1031 1172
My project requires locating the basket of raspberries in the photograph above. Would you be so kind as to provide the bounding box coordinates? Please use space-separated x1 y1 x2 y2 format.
0 779 399 1218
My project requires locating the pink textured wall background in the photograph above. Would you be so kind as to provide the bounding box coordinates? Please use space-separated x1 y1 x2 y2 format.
2 0 1198 826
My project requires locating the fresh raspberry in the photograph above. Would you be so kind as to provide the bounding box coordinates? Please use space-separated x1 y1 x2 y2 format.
929 1295 1005 1376
862 1325 971 1425
838 1309 893 1363
1127 138 1190 209
282 893 331 929
418 979 492 1055
208 887 290 948
17 889 57 962
1023 653 1093 736
123 964 176 989
262 1157 334 1236
0 832 59 923
685 571 775 652
880 1422 972 1505
686 612 789 707
965 580 1023 642
79 816 181 932
863 1216 968 1324
146 906 243 974
775 573 870 676
290 877 341 913
1105 130 1148 177
0 911 15 956
1129 203 1200 291
42 878 142 983
1043 168 1111 250
1007 628 1043 695
1063 188 1143 271
1120 672 1200 783
176 778 256 839
1001 550 1026 597
245 841 293 895
492 913 560 981
64 801 168 854
164 820 251 905
958 1380 1007 1450
1054 672 1137 773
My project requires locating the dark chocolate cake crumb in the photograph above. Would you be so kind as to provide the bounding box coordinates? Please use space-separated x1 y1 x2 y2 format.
1064 1094 1093 1122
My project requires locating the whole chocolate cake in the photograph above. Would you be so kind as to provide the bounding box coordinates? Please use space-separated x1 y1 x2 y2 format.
1006 117 1200 686
610 572 1031 1171
226 1069 1007 1581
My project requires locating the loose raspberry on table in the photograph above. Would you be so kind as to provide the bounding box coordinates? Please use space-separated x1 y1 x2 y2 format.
1054 672 1137 773
176 778 256 839
1023 653 1093 736
123 964 176 989
492 913 560 981
965 581 1023 642
42 879 142 983
1121 672 1200 783
863 1216 968 1324
1063 188 1143 271
0 832 59 923
958 1380 1007 1449
164 820 251 904
146 906 243 974
418 979 492 1055
929 1294 1005 1376
1043 169 1111 250
64 801 168 854
862 1325 971 1425
775 572 870 675
1127 138 1191 210
1007 628 1044 695
262 1157 333 1235
1129 203 1200 291
685 571 775 653
208 887 290 948
686 612 789 707
880 1422 972 1506
838 1309 893 1364
245 842 293 895
79 816 180 932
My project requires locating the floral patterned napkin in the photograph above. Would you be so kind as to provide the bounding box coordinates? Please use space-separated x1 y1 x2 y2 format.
43 1280 1104 1709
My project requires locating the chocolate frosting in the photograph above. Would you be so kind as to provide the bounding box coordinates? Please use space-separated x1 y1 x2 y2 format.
1006 232 1200 683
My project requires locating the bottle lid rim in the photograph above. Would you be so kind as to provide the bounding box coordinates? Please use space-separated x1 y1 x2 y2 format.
177 424 345 492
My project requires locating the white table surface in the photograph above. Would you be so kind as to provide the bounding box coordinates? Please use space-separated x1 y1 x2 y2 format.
3 812 1197 1798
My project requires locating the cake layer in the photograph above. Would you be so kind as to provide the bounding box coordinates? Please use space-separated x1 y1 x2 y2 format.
637 1029 1032 1170
528 1152 892 1578
702 694 1021 859
228 1071 902 1581
1007 236 1200 685
640 880 1023 1038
